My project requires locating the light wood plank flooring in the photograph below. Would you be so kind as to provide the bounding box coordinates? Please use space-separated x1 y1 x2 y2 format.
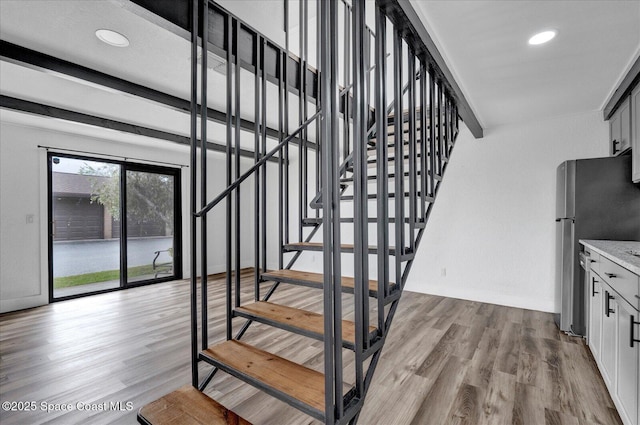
0 271 621 424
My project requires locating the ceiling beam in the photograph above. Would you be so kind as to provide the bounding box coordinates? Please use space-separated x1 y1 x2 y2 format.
380 0 483 139
0 40 307 148
0 95 277 162
603 55 640 120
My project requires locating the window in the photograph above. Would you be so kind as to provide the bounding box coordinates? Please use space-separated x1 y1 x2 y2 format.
48 153 182 301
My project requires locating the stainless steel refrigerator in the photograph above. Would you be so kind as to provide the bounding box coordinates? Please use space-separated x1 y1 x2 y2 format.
556 155 640 336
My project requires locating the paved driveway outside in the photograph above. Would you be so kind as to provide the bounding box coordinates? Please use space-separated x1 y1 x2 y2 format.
52 237 174 277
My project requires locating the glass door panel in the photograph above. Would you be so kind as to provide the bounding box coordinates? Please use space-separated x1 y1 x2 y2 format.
125 169 176 284
50 156 121 299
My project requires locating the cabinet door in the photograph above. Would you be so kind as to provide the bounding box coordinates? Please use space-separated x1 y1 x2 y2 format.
601 288 617 388
616 300 639 425
632 85 640 182
589 275 603 361
611 97 631 156
611 109 622 156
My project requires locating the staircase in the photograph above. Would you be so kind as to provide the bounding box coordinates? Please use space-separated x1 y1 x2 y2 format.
138 1 463 424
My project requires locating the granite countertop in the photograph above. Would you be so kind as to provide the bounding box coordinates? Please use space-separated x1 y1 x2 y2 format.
580 240 640 276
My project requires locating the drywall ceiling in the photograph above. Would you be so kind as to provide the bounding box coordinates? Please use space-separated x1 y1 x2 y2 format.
411 0 640 129
0 0 292 149
1 0 638 135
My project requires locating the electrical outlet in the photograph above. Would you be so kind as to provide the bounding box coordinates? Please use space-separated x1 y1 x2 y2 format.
441 267 446 277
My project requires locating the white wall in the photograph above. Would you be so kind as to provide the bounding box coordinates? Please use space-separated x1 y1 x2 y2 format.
405 110 609 312
0 117 263 313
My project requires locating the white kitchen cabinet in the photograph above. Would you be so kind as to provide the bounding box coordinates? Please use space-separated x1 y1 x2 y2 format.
601 285 618 388
632 84 640 182
610 96 631 156
616 297 639 425
582 241 640 425
588 275 603 361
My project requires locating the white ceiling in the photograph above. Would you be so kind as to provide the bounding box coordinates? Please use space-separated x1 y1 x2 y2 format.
411 0 640 129
1 0 639 136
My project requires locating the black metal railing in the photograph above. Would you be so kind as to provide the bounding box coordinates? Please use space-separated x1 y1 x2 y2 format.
187 0 462 423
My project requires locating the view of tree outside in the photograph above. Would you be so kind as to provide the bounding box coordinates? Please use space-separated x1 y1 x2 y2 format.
51 156 176 298
81 164 174 236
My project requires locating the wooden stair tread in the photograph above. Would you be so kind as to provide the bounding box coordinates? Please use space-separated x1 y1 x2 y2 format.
201 340 326 417
340 171 425 183
137 384 250 425
235 301 376 346
261 269 394 295
302 217 425 225
284 242 397 256
367 145 422 157
340 192 428 201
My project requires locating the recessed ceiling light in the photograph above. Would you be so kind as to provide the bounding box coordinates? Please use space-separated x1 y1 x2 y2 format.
95 29 130 47
528 30 556 45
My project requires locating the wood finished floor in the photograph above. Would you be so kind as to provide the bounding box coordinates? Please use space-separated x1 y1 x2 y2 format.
0 271 621 425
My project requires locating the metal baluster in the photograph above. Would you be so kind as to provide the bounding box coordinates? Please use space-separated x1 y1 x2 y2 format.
329 0 343 417
284 70 290 246
428 70 436 190
419 62 427 219
444 93 449 162
319 2 338 422
393 29 405 281
352 0 367 399
343 2 351 163
225 15 233 341
189 0 199 387
200 0 209 350
407 50 416 253
278 50 284 271
284 1 290 247
254 34 261 301
374 0 388 333
315 0 321 220
436 80 443 176
261 40 267 281
234 20 241 309
298 0 307 241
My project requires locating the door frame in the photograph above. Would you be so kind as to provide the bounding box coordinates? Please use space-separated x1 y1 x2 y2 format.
47 152 182 302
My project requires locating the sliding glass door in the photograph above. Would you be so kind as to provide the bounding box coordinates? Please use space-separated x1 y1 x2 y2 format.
125 167 176 284
49 153 181 301
50 156 121 298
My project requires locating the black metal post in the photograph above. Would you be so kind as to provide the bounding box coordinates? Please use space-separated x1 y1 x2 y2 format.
315 0 321 220
393 29 405 285
444 93 449 162
261 40 268 277
330 0 343 415
225 15 233 341
200 0 209 351
254 34 261 301
436 80 443 176
419 63 427 218
234 20 241 309
284 56 290 246
407 49 416 252
298 0 308 241
278 50 285 270
352 0 367 398
320 0 339 422
374 0 389 332
343 2 351 163
189 0 199 387
429 69 436 189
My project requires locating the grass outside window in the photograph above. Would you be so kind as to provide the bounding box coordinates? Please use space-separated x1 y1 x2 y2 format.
54 264 159 288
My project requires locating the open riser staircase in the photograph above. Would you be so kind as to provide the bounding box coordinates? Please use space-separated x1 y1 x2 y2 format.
138 1 462 424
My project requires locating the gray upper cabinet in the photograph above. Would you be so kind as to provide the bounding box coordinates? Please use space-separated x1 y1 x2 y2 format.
610 96 631 157
632 85 640 182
